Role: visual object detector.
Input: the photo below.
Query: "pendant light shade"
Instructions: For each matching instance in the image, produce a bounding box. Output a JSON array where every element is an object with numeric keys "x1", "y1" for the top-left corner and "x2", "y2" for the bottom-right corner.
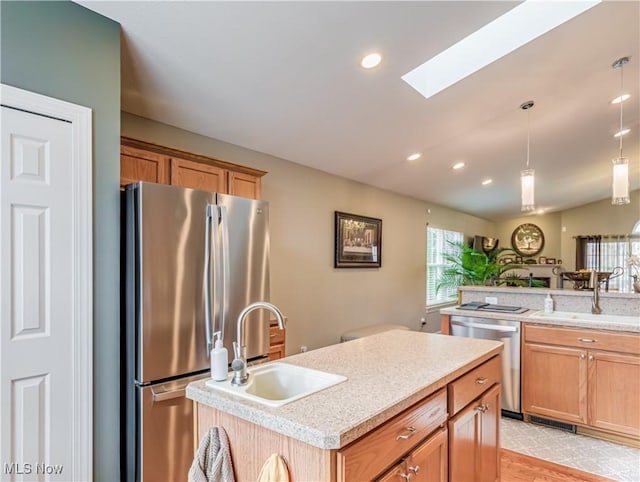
[
  {"x1": 611, "y1": 57, "x2": 630, "y2": 205},
  {"x1": 521, "y1": 168, "x2": 535, "y2": 211},
  {"x1": 612, "y1": 157, "x2": 630, "y2": 204},
  {"x1": 520, "y1": 101, "x2": 535, "y2": 212}
]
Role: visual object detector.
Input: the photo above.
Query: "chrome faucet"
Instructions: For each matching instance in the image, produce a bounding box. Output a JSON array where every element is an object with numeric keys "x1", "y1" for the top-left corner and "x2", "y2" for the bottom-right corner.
[
  {"x1": 590, "y1": 270, "x2": 602, "y2": 315},
  {"x1": 231, "y1": 301, "x2": 286, "y2": 386}
]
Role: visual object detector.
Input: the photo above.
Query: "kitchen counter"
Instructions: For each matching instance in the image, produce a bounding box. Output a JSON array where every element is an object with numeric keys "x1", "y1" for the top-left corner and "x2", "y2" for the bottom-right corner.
[
  {"x1": 440, "y1": 306, "x2": 640, "y2": 332},
  {"x1": 187, "y1": 329, "x2": 502, "y2": 449}
]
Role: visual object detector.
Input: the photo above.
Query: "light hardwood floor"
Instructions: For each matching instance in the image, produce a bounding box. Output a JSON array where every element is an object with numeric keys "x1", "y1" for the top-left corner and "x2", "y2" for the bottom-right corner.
[{"x1": 501, "y1": 449, "x2": 616, "y2": 482}]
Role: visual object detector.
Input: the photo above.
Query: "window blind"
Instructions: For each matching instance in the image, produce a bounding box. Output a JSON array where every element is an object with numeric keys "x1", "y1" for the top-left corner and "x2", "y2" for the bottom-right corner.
[{"x1": 427, "y1": 227, "x2": 463, "y2": 305}]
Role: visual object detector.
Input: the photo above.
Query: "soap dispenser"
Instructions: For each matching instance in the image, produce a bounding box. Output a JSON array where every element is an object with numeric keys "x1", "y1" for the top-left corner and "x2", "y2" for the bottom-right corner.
[
  {"x1": 210, "y1": 331, "x2": 229, "y2": 382},
  {"x1": 544, "y1": 294, "x2": 554, "y2": 314}
]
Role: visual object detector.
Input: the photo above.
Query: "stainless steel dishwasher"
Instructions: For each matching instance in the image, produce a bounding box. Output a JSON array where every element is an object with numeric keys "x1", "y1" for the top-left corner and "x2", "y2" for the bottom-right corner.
[{"x1": 450, "y1": 315, "x2": 522, "y2": 418}]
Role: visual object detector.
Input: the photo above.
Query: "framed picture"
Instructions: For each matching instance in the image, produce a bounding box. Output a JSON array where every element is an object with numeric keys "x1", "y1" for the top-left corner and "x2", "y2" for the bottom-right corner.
[
  {"x1": 334, "y1": 211, "x2": 382, "y2": 268},
  {"x1": 515, "y1": 256, "x2": 523, "y2": 264},
  {"x1": 503, "y1": 257, "x2": 514, "y2": 264},
  {"x1": 558, "y1": 259, "x2": 563, "y2": 265},
  {"x1": 511, "y1": 223, "x2": 545, "y2": 257},
  {"x1": 546, "y1": 258, "x2": 556, "y2": 264},
  {"x1": 538, "y1": 256, "x2": 547, "y2": 264}
]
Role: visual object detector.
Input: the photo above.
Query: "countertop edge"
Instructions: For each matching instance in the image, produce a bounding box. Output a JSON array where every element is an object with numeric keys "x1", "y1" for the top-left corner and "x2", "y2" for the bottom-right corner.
[{"x1": 440, "y1": 307, "x2": 640, "y2": 333}]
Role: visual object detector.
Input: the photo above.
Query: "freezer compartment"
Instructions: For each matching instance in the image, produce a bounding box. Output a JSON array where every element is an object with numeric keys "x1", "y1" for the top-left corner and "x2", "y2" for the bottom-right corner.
[
  {"x1": 450, "y1": 315, "x2": 521, "y2": 416},
  {"x1": 137, "y1": 373, "x2": 208, "y2": 482}
]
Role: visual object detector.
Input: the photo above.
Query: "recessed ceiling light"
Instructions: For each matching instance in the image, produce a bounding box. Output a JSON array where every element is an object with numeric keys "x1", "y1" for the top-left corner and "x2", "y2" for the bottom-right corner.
[
  {"x1": 614, "y1": 128, "x2": 630, "y2": 138},
  {"x1": 481, "y1": 179, "x2": 493, "y2": 186},
  {"x1": 361, "y1": 53, "x2": 382, "y2": 69},
  {"x1": 452, "y1": 162, "x2": 466, "y2": 170},
  {"x1": 611, "y1": 94, "x2": 631, "y2": 104},
  {"x1": 406, "y1": 153, "x2": 422, "y2": 161},
  {"x1": 401, "y1": 0, "x2": 600, "y2": 99}
]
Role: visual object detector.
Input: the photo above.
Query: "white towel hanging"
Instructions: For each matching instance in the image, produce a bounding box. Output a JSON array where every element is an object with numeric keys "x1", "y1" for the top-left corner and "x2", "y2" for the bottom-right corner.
[{"x1": 188, "y1": 427, "x2": 235, "y2": 482}]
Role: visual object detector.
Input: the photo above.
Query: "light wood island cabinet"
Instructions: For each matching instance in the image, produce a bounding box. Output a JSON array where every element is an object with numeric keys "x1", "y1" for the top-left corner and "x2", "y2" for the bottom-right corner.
[
  {"x1": 523, "y1": 323, "x2": 640, "y2": 439},
  {"x1": 192, "y1": 348, "x2": 502, "y2": 482},
  {"x1": 120, "y1": 137, "x2": 266, "y2": 199}
]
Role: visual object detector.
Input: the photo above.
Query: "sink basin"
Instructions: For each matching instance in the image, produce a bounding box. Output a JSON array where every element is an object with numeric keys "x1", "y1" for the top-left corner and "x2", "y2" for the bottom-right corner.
[
  {"x1": 205, "y1": 362, "x2": 347, "y2": 407},
  {"x1": 529, "y1": 310, "x2": 639, "y2": 326}
]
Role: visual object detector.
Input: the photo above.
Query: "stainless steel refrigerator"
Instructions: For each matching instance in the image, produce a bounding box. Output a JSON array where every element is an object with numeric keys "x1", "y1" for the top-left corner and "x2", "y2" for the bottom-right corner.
[{"x1": 121, "y1": 182, "x2": 271, "y2": 481}]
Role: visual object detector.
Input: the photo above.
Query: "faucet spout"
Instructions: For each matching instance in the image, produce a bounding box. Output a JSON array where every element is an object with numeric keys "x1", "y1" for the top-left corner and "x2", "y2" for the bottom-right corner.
[
  {"x1": 231, "y1": 302, "x2": 286, "y2": 386},
  {"x1": 590, "y1": 270, "x2": 602, "y2": 315}
]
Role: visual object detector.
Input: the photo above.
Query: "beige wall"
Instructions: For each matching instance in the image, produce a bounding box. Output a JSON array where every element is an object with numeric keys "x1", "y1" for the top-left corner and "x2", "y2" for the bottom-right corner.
[
  {"x1": 122, "y1": 113, "x2": 494, "y2": 351},
  {"x1": 560, "y1": 191, "x2": 640, "y2": 271}
]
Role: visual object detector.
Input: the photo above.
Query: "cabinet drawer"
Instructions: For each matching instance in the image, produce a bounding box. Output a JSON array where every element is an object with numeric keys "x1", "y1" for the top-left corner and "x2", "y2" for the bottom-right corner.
[
  {"x1": 448, "y1": 355, "x2": 501, "y2": 415},
  {"x1": 269, "y1": 325, "x2": 285, "y2": 345},
  {"x1": 525, "y1": 324, "x2": 640, "y2": 355},
  {"x1": 337, "y1": 388, "x2": 447, "y2": 482}
]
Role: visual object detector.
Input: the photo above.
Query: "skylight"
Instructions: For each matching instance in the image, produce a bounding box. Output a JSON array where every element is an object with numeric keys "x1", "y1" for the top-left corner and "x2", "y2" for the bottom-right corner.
[{"x1": 402, "y1": 0, "x2": 601, "y2": 99}]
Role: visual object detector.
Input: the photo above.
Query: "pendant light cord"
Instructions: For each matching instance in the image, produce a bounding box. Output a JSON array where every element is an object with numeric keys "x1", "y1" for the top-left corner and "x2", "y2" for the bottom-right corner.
[
  {"x1": 526, "y1": 108, "x2": 531, "y2": 169},
  {"x1": 619, "y1": 61, "x2": 624, "y2": 158}
]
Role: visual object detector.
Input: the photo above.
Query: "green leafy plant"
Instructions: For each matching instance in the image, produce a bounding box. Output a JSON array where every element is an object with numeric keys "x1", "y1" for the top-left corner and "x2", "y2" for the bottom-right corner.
[{"x1": 436, "y1": 241, "x2": 543, "y2": 294}]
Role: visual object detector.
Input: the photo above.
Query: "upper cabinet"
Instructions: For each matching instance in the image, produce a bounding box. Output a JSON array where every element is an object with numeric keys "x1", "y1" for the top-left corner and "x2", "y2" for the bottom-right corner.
[{"x1": 120, "y1": 137, "x2": 266, "y2": 199}]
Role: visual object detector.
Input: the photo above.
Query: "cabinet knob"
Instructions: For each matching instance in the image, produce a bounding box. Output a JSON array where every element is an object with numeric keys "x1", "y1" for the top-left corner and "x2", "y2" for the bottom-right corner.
[
  {"x1": 396, "y1": 426, "x2": 417, "y2": 441},
  {"x1": 398, "y1": 472, "x2": 411, "y2": 481},
  {"x1": 475, "y1": 376, "x2": 488, "y2": 385},
  {"x1": 580, "y1": 353, "x2": 586, "y2": 359},
  {"x1": 589, "y1": 355, "x2": 594, "y2": 361},
  {"x1": 578, "y1": 338, "x2": 597, "y2": 343},
  {"x1": 475, "y1": 403, "x2": 488, "y2": 413},
  {"x1": 408, "y1": 465, "x2": 420, "y2": 475}
]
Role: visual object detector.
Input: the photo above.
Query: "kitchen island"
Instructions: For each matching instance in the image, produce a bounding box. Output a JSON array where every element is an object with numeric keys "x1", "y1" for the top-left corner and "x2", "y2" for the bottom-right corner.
[{"x1": 187, "y1": 330, "x2": 503, "y2": 481}]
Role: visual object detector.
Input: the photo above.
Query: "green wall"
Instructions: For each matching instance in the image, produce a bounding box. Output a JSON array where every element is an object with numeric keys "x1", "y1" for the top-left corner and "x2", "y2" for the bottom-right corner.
[{"x1": 1, "y1": 2, "x2": 121, "y2": 480}]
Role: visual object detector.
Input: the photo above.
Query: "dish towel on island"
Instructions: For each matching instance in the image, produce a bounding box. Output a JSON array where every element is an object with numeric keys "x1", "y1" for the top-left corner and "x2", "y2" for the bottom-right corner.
[
  {"x1": 188, "y1": 427, "x2": 235, "y2": 482},
  {"x1": 257, "y1": 454, "x2": 290, "y2": 482}
]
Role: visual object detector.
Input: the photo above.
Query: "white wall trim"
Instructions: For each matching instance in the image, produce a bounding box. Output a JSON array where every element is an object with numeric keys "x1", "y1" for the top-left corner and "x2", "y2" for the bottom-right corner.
[{"x1": 1, "y1": 83, "x2": 93, "y2": 479}]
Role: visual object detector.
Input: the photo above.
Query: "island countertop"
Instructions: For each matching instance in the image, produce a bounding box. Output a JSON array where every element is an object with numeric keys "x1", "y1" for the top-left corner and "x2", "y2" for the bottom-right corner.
[{"x1": 186, "y1": 330, "x2": 502, "y2": 449}]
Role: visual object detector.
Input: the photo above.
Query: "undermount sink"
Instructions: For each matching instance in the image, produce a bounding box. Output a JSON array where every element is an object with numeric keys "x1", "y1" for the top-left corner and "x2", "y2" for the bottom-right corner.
[
  {"x1": 529, "y1": 310, "x2": 639, "y2": 325},
  {"x1": 205, "y1": 362, "x2": 347, "y2": 407}
]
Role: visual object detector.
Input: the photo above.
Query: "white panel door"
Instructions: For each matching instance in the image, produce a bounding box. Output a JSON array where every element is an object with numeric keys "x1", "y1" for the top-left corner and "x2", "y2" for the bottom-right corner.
[{"x1": 1, "y1": 106, "x2": 74, "y2": 481}]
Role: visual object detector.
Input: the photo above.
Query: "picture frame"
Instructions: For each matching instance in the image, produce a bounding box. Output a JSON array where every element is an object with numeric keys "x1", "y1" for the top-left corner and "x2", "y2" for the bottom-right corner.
[
  {"x1": 538, "y1": 256, "x2": 547, "y2": 264},
  {"x1": 503, "y1": 257, "x2": 514, "y2": 264},
  {"x1": 515, "y1": 256, "x2": 523, "y2": 264},
  {"x1": 334, "y1": 211, "x2": 382, "y2": 268},
  {"x1": 546, "y1": 258, "x2": 556, "y2": 264},
  {"x1": 511, "y1": 223, "x2": 545, "y2": 257}
]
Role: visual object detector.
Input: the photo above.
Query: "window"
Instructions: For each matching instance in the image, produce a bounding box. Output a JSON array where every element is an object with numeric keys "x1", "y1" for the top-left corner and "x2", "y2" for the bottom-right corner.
[
  {"x1": 427, "y1": 227, "x2": 463, "y2": 305},
  {"x1": 579, "y1": 232, "x2": 640, "y2": 292}
]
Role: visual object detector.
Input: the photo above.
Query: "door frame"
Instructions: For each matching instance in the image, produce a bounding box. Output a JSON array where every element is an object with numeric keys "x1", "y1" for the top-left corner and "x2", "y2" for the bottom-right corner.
[{"x1": 1, "y1": 84, "x2": 93, "y2": 479}]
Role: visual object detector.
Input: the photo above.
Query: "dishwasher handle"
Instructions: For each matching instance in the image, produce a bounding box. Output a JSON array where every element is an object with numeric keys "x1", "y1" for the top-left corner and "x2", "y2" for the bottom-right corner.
[{"x1": 451, "y1": 319, "x2": 518, "y2": 333}]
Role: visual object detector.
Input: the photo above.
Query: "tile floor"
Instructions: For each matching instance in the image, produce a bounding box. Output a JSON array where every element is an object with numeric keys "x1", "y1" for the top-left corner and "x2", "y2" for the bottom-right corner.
[{"x1": 501, "y1": 417, "x2": 640, "y2": 482}]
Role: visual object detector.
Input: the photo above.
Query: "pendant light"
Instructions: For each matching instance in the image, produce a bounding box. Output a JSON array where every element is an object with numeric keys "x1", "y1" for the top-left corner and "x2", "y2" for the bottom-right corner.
[
  {"x1": 520, "y1": 100, "x2": 535, "y2": 212},
  {"x1": 611, "y1": 57, "x2": 630, "y2": 205}
]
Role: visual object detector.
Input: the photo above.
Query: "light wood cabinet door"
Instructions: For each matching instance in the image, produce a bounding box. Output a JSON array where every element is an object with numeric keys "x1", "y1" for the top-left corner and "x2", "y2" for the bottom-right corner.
[
  {"x1": 522, "y1": 342, "x2": 587, "y2": 425},
  {"x1": 378, "y1": 427, "x2": 447, "y2": 482},
  {"x1": 448, "y1": 384, "x2": 500, "y2": 482},
  {"x1": 228, "y1": 171, "x2": 261, "y2": 200},
  {"x1": 170, "y1": 157, "x2": 227, "y2": 193},
  {"x1": 120, "y1": 145, "x2": 169, "y2": 188},
  {"x1": 588, "y1": 350, "x2": 640, "y2": 438}
]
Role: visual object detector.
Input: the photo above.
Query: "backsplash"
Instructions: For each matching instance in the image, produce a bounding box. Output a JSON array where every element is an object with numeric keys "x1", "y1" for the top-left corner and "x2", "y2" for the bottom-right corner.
[{"x1": 459, "y1": 286, "x2": 640, "y2": 317}]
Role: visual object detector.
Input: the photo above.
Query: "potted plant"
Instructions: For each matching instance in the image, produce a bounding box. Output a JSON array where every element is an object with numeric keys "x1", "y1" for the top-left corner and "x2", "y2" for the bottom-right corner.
[{"x1": 436, "y1": 241, "x2": 543, "y2": 294}]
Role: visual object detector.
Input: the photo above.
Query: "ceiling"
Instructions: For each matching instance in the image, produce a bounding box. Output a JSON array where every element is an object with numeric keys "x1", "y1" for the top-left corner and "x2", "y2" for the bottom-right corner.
[{"x1": 80, "y1": 1, "x2": 640, "y2": 221}]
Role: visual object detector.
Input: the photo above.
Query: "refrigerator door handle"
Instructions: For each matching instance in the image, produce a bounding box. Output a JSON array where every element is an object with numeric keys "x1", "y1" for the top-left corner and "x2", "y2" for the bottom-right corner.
[
  {"x1": 204, "y1": 204, "x2": 215, "y2": 355},
  {"x1": 219, "y1": 205, "x2": 230, "y2": 341},
  {"x1": 151, "y1": 386, "x2": 186, "y2": 403}
]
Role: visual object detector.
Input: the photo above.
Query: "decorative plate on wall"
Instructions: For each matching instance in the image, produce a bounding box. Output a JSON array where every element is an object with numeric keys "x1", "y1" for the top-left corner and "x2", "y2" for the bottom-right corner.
[{"x1": 511, "y1": 223, "x2": 545, "y2": 257}]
